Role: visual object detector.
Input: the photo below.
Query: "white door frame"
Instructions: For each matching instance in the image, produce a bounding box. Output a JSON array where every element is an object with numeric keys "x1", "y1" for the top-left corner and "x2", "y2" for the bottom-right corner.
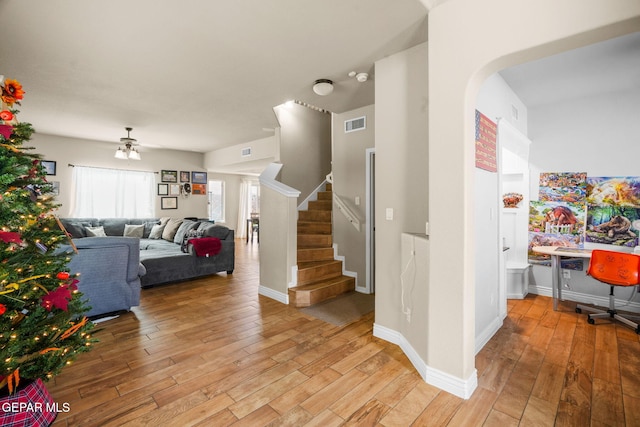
[{"x1": 365, "y1": 148, "x2": 376, "y2": 294}]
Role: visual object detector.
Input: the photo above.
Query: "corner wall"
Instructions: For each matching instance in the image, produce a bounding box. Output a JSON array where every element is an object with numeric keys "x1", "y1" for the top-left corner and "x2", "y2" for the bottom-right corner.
[
  {"x1": 273, "y1": 103, "x2": 332, "y2": 202},
  {"x1": 331, "y1": 105, "x2": 375, "y2": 289},
  {"x1": 374, "y1": 42, "x2": 429, "y2": 355},
  {"x1": 428, "y1": 0, "x2": 640, "y2": 393}
]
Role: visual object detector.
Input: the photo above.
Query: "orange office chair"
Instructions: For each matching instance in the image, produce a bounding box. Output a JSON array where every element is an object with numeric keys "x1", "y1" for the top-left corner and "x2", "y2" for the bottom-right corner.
[{"x1": 575, "y1": 249, "x2": 640, "y2": 334}]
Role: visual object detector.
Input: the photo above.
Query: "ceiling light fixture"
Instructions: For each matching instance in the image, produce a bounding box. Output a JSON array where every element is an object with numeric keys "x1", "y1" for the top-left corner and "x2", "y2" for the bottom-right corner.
[
  {"x1": 312, "y1": 79, "x2": 334, "y2": 96},
  {"x1": 115, "y1": 127, "x2": 141, "y2": 160}
]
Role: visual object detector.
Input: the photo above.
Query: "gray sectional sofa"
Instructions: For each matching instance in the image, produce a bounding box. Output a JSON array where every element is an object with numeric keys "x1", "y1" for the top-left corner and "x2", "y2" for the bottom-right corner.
[{"x1": 57, "y1": 217, "x2": 235, "y2": 317}]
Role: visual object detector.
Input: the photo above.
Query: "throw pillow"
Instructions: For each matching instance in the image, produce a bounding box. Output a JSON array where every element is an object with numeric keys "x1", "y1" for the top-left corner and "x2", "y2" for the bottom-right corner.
[
  {"x1": 181, "y1": 228, "x2": 204, "y2": 253},
  {"x1": 85, "y1": 226, "x2": 107, "y2": 237},
  {"x1": 173, "y1": 220, "x2": 199, "y2": 244},
  {"x1": 64, "y1": 222, "x2": 87, "y2": 238},
  {"x1": 123, "y1": 224, "x2": 145, "y2": 238},
  {"x1": 148, "y1": 224, "x2": 165, "y2": 239},
  {"x1": 161, "y1": 218, "x2": 183, "y2": 241}
]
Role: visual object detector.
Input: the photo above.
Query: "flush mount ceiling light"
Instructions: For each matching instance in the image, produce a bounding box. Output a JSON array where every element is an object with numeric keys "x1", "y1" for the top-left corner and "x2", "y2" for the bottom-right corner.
[
  {"x1": 312, "y1": 79, "x2": 334, "y2": 96},
  {"x1": 114, "y1": 127, "x2": 141, "y2": 160}
]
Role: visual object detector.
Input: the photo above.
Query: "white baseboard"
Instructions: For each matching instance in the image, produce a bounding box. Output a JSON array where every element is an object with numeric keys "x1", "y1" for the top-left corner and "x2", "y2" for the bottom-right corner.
[
  {"x1": 475, "y1": 316, "x2": 502, "y2": 355},
  {"x1": 528, "y1": 285, "x2": 640, "y2": 314},
  {"x1": 373, "y1": 323, "x2": 477, "y2": 400},
  {"x1": 258, "y1": 285, "x2": 288, "y2": 305},
  {"x1": 333, "y1": 244, "x2": 358, "y2": 287}
]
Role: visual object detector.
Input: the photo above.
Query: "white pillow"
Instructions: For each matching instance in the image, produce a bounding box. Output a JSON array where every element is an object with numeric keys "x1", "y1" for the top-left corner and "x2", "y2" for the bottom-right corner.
[
  {"x1": 124, "y1": 224, "x2": 144, "y2": 238},
  {"x1": 148, "y1": 224, "x2": 165, "y2": 239},
  {"x1": 85, "y1": 226, "x2": 107, "y2": 237}
]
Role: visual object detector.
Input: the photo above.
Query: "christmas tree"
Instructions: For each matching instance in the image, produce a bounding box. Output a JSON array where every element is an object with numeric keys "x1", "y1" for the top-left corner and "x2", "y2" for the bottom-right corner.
[{"x1": 0, "y1": 75, "x2": 96, "y2": 395}]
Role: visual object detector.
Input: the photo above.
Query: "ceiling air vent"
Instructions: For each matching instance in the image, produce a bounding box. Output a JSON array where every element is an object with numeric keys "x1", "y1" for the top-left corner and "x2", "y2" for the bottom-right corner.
[
  {"x1": 241, "y1": 147, "x2": 252, "y2": 157},
  {"x1": 344, "y1": 116, "x2": 366, "y2": 133}
]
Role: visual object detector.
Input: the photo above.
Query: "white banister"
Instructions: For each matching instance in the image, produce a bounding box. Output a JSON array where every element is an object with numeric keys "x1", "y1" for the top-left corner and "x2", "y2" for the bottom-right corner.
[{"x1": 333, "y1": 193, "x2": 361, "y2": 232}]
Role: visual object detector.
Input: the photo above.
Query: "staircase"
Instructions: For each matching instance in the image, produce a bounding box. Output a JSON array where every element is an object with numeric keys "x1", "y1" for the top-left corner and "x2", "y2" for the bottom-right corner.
[{"x1": 288, "y1": 183, "x2": 355, "y2": 307}]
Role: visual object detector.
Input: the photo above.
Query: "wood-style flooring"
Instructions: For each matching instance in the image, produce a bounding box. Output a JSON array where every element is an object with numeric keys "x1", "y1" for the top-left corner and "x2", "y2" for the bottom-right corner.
[{"x1": 48, "y1": 241, "x2": 640, "y2": 426}]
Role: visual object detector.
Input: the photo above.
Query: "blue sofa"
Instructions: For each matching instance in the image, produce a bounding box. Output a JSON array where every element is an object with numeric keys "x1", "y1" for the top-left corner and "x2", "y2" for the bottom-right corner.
[
  {"x1": 58, "y1": 217, "x2": 235, "y2": 317},
  {"x1": 58, "y1": 236, "x2": 144, "y2": 317}
]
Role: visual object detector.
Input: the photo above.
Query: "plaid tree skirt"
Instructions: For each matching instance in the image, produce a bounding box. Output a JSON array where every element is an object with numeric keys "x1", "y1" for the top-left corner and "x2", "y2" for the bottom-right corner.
[{"x1": 0, "y1": 379, "x2": 57, "y2": 427}]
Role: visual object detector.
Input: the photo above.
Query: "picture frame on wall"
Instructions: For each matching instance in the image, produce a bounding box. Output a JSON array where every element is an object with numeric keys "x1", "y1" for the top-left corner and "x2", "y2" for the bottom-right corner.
[
  {"x1": 192, "y1": 184, "x2": 206, "y2": 195},
  {"x1": 161, "y1": 170, "x2": 178, "y2": 183},
  {"x1": 169, "y1": 184, "x2": 181, "y2": 196},
  {"x1": 180, "y1": 171, "x2": 190, "y2": 182},
  {"x1": 192, "y1": 171, "x2": 207, "y2": 184},
  {"x1": 157, "y1": 183, "x2": 169, "y2": 196},
  {"x1": 41, "y1": 160, "x2": 56, "y2": 176},
  {"x1": 161, "y1": 197, "x2": 178, "y2": 210}
]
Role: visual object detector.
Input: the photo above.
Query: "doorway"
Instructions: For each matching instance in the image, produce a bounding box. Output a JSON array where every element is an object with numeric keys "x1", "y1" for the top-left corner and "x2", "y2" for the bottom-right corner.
[{"x1": 365, "y1": 148, "x2": 376, "y2": 294}]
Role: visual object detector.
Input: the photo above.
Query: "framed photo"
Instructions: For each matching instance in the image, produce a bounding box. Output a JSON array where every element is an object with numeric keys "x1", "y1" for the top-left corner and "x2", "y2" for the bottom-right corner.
[
  {"x1": 192, "y1": 171, "x2": 207, "y2": 184},
  {"x1": 161, "y1": 170, "x2": 178, "y2": 183},
  {"x1": 41, "y1": 160, "x2": 56, "y2": 175},
  {"x1": 169, "y1": 184, "x2": 181, "y2": 196},
  {"x1": 180, "y1": 171, "x2": 190, "y2": 182},
  {"x1": 192, "y1": 184, "x2": 207, "y2": 195},
  {"x1": 157, "y1": 183, "x2": 169, "y2": 196},
  {"x1": 161, "y1": 197, "x2": 178, "y2": 210}
]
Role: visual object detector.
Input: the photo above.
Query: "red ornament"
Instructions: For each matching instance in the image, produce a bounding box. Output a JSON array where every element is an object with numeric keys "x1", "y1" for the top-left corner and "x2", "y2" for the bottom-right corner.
[
  {"x1": 0, "y1": 303, "x2": 6, "y2": 315},
  {"x1": 0, "y1": 231, "x2": 22, "y2": 244},
  {"x1": 40, "y1": 283, "x2": 77, "y2": 312},
  {"x1": 56, "y1": 272, "x2": 70, "y2": 280}
]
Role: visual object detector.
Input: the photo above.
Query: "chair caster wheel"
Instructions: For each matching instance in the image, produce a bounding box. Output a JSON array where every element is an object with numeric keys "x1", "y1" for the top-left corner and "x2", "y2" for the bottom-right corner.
[
  {"x1": 575, "y1": 308, "x2": 582, "y2": 314},
  {"x1": 588, "y1": 317, "x2": 595, "y2": 324}
]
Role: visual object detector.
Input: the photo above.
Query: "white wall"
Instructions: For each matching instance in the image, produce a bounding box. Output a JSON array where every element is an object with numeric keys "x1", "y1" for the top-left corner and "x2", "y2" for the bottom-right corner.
[
  {"x1": 332, "y1": 105, "x2": 375, "y2": 290},
  {"x1": 374, "y1": 42, "x2": 429, "y2": 359},
  {"x1": 204, "y1": 135, "x2": 277, "y2": 175},
  {"x1": 474, "y1": 73, "x2": 528, "y2": 351},
  {"x1": 427, "y1": 0, "x2": 639, "y2": 397},
  {"x1": 528, "y1": 87, "x2": 640, "y2": 310},
  {"x1": 274, "y1": 102, "x2": 332, "y2": 202}
]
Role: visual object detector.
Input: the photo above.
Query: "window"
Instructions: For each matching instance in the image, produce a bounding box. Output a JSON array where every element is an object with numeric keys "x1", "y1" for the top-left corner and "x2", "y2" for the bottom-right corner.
[
  {"x1": 208, "y1": 179, "x2": 225, "y2": 222},
  {"x1": 249, "y1": 181, "x2": 260, "y2": 216},
  {"x1": 70, "y1": 166, "x2": 155, "y2": 218}
]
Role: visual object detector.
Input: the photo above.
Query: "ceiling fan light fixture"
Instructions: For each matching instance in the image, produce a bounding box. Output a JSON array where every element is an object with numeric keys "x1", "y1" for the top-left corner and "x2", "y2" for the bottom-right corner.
[
  {"x1": 312, "y1": 79, "x2": 333, "y2": 96},
  {"x1": 115, "y1": 127, "x2": 141, "y2": 160}
]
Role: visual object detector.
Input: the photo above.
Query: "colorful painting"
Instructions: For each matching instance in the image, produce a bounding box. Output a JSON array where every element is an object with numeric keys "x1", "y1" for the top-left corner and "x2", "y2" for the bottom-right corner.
[
  {"x1": 529, "y1": 201, "x2": 586, "y2": 236},
  {"x1": 527, "y1": 231, "x2": 583, "y2": 269},
  {"x1": 586, "y1": 177, "x2": 640, "y2": 207},
  {"x1": 585, "y1": 204, "x2": 640, "y2": 247},
  {"x1": 539, "y1": 172, "x2": 587, "y2": 203},
  {"x1": 474, "y1": 110, "x2": 497, "y2": 172}
]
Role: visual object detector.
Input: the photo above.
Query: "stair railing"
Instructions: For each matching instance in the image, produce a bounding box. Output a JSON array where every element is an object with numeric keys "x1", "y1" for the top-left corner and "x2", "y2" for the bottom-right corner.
[{"x1": 333, "y1": 193, "x2": 361, "y2": 232}]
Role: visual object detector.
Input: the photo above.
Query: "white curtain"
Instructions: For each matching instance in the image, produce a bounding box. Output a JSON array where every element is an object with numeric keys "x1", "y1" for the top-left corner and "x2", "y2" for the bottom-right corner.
[
  {"x1": 236, "y1": 179, "x2": 250, "y2": 239},
  {"x1": 70, "y1": 166, "x2": 155, "y2": 218}
]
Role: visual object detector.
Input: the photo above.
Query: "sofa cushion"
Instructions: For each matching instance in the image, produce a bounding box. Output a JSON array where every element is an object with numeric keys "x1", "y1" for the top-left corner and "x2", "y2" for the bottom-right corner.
[
  {"x1": 99, "y1": 218, "x2": 130, "y2": 236},
  {"x1": 64, "y1": 222, "x2": 88, "y2": 238},
  {"x1": 162, "y1": 218, "x2": 183, "y2": 241},
  {"x1": 85, "y1": 226, "x2": 107, "y2": 237},
  {"x1": 124, "y1": 224, "x2": 145, "y2": 238},
  {"x1": 148, "y1": 223, "x2": 165, "y2": 239},
  {"x1": 198, "y1": 222, "x2": 230, "y2": 239},
  {"x1": 143, "y1": 221, "x2": 159, "y2": 238},
  {"x1": 173, "y1": 220, "x2": 199, "y2": 244}
]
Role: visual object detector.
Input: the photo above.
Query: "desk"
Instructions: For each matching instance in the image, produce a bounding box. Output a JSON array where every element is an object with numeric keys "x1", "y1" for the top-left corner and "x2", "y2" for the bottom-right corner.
[{"x1": 532, "y1": 246, "x2": 593, "y2": 311}]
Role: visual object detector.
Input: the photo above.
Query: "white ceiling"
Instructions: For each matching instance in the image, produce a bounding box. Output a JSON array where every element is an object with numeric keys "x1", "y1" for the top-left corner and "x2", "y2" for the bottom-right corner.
[
  {"x1": 0, "y1": 0, "x2": 428, "y2": 153},
  {"x1": 1, "y1": 1, "x2": 637, "y2": 157},
  {"x1": 499, "y1": 31, "x2": 640, "y2": 109}
]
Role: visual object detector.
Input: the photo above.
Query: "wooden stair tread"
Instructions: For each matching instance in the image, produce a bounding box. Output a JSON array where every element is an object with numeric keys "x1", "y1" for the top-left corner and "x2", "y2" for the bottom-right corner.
[{"x1": 289, "y1": 275, "x2": 354, "y2": 292}]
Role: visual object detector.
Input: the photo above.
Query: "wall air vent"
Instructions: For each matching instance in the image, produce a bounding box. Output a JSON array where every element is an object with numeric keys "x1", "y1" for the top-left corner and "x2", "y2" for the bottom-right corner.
[
  {"x1": 241, "y1": 147, "x2": 252, "y2": 157},
  {"x1": 345, "y1": 116, "x2": 366, "y2": 133}
]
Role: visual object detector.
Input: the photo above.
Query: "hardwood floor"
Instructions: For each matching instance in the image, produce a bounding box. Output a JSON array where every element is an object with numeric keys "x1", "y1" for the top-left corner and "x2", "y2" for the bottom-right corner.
[{"x1": 48, "y1": 241, "x2": 640, "y2": 426}]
